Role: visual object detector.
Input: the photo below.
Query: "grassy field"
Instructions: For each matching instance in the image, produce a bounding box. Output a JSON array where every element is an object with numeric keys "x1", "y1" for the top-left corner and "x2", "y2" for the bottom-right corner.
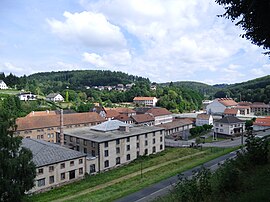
[
  {"x1": 27, "y1": 147, "x2": 237, "y2": 202},
  {"x1": 0, "y1": 89, "x2": 21, "y2": 95}
]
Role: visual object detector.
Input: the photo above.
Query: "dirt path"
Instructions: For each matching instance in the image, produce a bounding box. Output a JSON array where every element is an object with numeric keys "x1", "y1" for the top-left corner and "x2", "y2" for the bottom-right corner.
[{"x1": 52, "y1": 151, "x2": 206, "y2": 202}]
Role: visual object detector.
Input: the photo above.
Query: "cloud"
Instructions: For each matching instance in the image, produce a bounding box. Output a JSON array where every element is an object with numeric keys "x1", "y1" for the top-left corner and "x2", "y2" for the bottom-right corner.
[
  {"x1": 2, "y1": 62, "x2": 25, "y2": 74},
  {"x1": 47, "y1": 11, "x2": 126, "y2": 48}
]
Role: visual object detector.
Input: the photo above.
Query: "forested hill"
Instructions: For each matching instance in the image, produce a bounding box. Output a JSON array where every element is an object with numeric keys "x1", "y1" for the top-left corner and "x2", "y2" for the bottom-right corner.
[
  {"x1": 28, "y1": 70, "x2": 150, "y2": 87},
  {"x1": 161, "y1": 81, "x2": 218, "y2": 97}
]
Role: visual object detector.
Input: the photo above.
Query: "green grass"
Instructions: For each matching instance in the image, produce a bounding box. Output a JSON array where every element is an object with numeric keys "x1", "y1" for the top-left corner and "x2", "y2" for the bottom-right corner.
[
  {"x1": 27, "y1": 147, "x2": 236, "y2": 202},
  {"x1": 0, "y1": 89, "x2": 21, "y2": 95}
]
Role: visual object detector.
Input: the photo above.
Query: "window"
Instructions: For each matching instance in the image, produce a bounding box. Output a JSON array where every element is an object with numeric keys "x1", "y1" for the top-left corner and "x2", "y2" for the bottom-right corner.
[
  {"x1": 136, "y1": 136, "x2": 139, "y2": 141},
  {"x1": 61, "y1": 173, "x2": 65, "y2": 180},
  {"x1": 136, "y1": 142, "x2": 139, "y2": 148},
  {"x1": 70, "y1": 161, "x2": 74, "y2": 166},
  {"x1": 160, "y1": 136, "x2": 163, "y2": 142},
  {"x1": 160, "y1": 131, "x2": 163, "y2": 135},
  {"x1": 137, "y1": 151, "x2": 139, "y2": 157},
  {"x1": 76, "y1": 146, "x2": 80, "y2": 151},
  {"x1": 70, "y1": 136, "x2": 73, "y2": 142},
  {"x1": 104, "y1": 142, "x2": 108, "y2": 147},
  {"x1": 69, "y1": 170, "x2": 75, "y2": 180},
  {"x1": 145, "y1": 134, "x2": 148, "y2": 138},
  {"x1": 153, "y1": 146, "x2": 156, "y2": 153},
  {"x1": 116, "y1": 157, "x2": 121, "y2": 165},
  {"x1": 79, "y1": 159, "x2": 83, "y2": 164},
  {"x1": 49, "y1": 166, "x2": 54, "y2": 172},
  {"x1": 37, "y1": 135, "x2": 40, "y2": 139},
  {"x1": 104, "y1": 160, "x2": 109, "y2": 168},
  {"x1": 79, "y1": 168, "x2": 83, "y2": 175},
  {"x1": 116, "y1": 139, "x2": 120, "y2": 145},
  {"x1": 90, "y1": 164, "x2": 96, "y2": 173},
  {"x1": 41, "y1": 135, "x2": 44, "y2": 139},
  {"x1": 153, "y1": 132, "x2": 155, "y2": 137},
  {"x1": 153, "y1": 138, "x2": 155, "y2": 144},
  {"x1": 160, "y1": 144, "x2": 163, "y2": 150},
  {"x1": 220, "y1": 129, "x2": 223, "y2": 132},
  {"x1": 37, "y1": 178, "x2": 45, "y2": 187},
  {"x1": 60, "y1": 163, "x2": 65, "y2": 169},
  {"x1": 91, "y1": 142, "x2": 95, "y2": 147},
  {"x1": 105, "y1": 150, "x2": 109, "y2": 157},
  {"x1": 84, "y1": 148, "x2": 87, "y2": 154},
  {"x1": 83, "y1": 140, "x2": 87, "y2": 146},
  {"x1": 127, "y1": 145, "x2": 130, "y2": 151},
  {"x1": 38, "y1": 168, "x2": 43, "y2": 175},
  {"x1": 91, "y1": 150, "x2": 95, "y2": 156},
  {"x1": 145, "y1": 140, "x2": 148, "y2": 146},
  {"x1": 116, "y1": 147, "x2": 120, "y2": 154},
  {"x1": 127, "y1": 154, "x2": 131, "y2": 161},
  {"x1": 126, "y1": 137, "x2": 130, "y2": 142},
  {"x1": 49, "y1": 176, "x2": 54, "y2": 184},
  {"x1": 47, "y1": 134, "x2": 50, "y2": 138},
  {"x1": 144, "y1": 149, "x2": 148, "y2": 155},
  {"x1": 76, "y1": 138, "x2": 79, "y2": 144}
]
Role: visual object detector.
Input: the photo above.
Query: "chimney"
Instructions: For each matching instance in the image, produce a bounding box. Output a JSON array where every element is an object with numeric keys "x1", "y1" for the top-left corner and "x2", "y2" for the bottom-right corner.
[{"x1": 60, "y1": 109, "x2": 64, "y2": 146}]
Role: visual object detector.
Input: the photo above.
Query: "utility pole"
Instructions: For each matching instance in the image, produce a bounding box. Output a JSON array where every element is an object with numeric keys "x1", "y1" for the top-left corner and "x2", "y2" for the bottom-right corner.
[{"x1": 241, "y1": 125, "x2": 244, "y2": 147}]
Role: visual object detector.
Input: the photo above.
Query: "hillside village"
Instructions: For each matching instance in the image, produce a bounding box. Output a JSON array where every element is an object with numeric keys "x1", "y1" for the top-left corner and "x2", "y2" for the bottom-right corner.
[{"x1": 0, "y1": 78, "x2": 269, "y2": 194}]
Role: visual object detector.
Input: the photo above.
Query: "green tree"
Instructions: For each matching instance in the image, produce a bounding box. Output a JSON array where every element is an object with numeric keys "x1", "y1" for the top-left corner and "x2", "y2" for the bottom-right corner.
[
  {"x1": 0, "y1": 98, "x2": 36, "y2": 201},
  {"x1": 216, "y1": 0, "x2": 270, "y2": 55}
]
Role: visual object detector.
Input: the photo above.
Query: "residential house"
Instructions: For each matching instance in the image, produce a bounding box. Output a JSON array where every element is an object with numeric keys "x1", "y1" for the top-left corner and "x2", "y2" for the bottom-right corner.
[
  {"x1": 0, "y1": 80, "x2": 8, "y2": 89},
  {"x1": 250, "y1": 102, "x2": 270, "y2": 115},
  {"x1": 103, "y1": 108, "x2": 120, "y2": 120},
  {"x1": 146, "y1": 107, "x2": 173, "y2": 125},
  {"x1": 133, "y1": 97, "x2": 158, "y2": 107},
  {"x1": 253, "y1": 117, "x2": 270, "y2": 131},
  {"x1": 206, "y1": 98, "x2": 238, "y2": 115},
  {"x1": 114, "y1": 107, "x2": 136, "y2": 117},
  {"x1": 125, "y1": 83, "x2": 135, "y2": 89},
  {"x1": 214, "y1": 116, "x2": 245, "y2": 136},
  {"x1": 235, "y1": 105, "x2": 251, "y2": 116},
  {"x1": 131, "y1": 114, "x2": 155, "y2": 126},
  {"x1": 196, "y1": 114, "x2": 213, "y2": 126},
  {"x1": 157, "y1": 119, "x2": 193, "y2": 139},
  {"x1": 46, "y1": 93, "x2": 64, "y2": 102},
  {"x1": 22, "y1": 138, "x2": 86, "y2": 193},
  {"x1": 15, "y1": 112, "x2": 105, "y2": 142},
  {"x1": 115, "y1": 114, "x2": 134, "y2": 124},
  {"x1": 18, "y1": 92, "x2": 37, "y2": 101},
  {"x1": 58, "y1": 120, "x2": 165, "y2": 173},
  {"x1": 223, "y1": 108, "x2": 240, "y2": 117},
  {"x1": 116, "y1": 84, "x2": 125, "y2": 91}
]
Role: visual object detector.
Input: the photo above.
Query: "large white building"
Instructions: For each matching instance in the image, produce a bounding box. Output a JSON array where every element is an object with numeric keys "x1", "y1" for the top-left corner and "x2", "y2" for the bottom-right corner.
[
  {"x1": 58, "y1": 120, "x2": 165, "y2": 173},
  {"x1": 0, "y1": 80, "x2": 8, "y2": 89},
  {"x1": 18, "y1": 92, "x2": 37, "y2": 101},
  {"x1": 196, "y1": 114, "x2": 213, "y2": 126},
  {"x1": 133, "y1": 97, "x2": 158, "y2": 107},
  {"x1": 46, "y1": 93, "x2": 64, "y2": 102},
  {"x1": 206, "y1": 98, "x2": 238, "y2": 115},
  {"x1": 214, "y1": 116, "x2": 245, "y2": 136}
]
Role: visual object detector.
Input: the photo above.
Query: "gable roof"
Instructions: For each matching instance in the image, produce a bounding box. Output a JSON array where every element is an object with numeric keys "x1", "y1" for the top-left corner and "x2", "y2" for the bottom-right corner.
[
  {"x1": 217, "y1": 98, "x2": 238, "y2": 107},
  {"x1": 104, "y1": 109, "x2": 120, "y2": 118},
  {"x1": 254, "y1": 117, "x2": 270, "y2": 127},
  {"x1": 250, "y1": 102, "x2": 270, "y2": 108},
  {"x1": 224, "y1": 108, "x2": 239, "y2": 115},
  {"x1": 133, "y1": 97, "x2": 156, "y2": 101},
  {"x1": 114, "y1": 107, "x2": 136, "y2": 114},
  {"x1": 156, "y1": 119, "x2": 193, "y2": 130},
  {"x1": 146, "y1": 107, "x2": 172, "y2": 117},
  {"x1": 90, "y1": 120, "x2": 131, "y2": 132},
  {"x1": 22, "y1": 138, "x2": 86, "y2": 167},
  {"x1": 46, "y1": 93, "x2": 62, "y2": 98},
  {"x1": 215, "y1": 116, "x2": 244, "y2": 124},
  {"x1": 115, "y1": 114, "x2": 133, "y2": 122},
  {"x1": 132, "y1": 114, "x2": 154, "y2": 123},
  {"x1": 134, "y1": 107, "x2": 152, "y2": 114},
  {"x1": 16, "y1": 112, "x2": 105, "y2": 131},
  {"x1": 197, "y1": 114, "x2": 211, "y2": 120}
]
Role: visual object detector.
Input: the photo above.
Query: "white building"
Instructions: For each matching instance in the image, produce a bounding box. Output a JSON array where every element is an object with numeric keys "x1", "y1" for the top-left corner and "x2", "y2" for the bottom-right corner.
[
  {"x1": 206, "y1": 98, "x2": 238, "y2": 115},
  {"x1": 0, "y1": 80, "x2": 8, "y2": 89},
  {"x1": 146, "y1": 107, "x2": 173, "y2": 125},
  {"x1": 196, "y1": 114, "x2": 213, "y2": 126},
  {"x1": 46, "y1": 93, "x2": 64, "y2": 102},
  {"x1": 22, "y1": 138, "x2": 86, "y2": 193},
  {"x1": 133, "y1": 97, "x2": 158, "y2": 107},
  {"x1": 18, "y1": 92, "x2": 37, "y2": 101},
  {"x1": 214, "y1": 116, "x2": 245, "y2": 136}
]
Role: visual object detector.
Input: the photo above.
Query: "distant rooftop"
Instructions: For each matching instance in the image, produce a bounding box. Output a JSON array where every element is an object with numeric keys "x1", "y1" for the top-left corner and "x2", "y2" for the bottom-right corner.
[
  {"x1": 90, "y1": 120, "x2": 131, "y2": 132},
  {"x1": 22, "y1": 138, "x2": 86, "y2": 167}
]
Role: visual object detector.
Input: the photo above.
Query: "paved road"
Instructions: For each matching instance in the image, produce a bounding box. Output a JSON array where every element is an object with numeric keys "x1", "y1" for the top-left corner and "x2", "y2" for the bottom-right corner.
[{"x1": 115, "y1": 150, "x2": 238, "y2": 202}]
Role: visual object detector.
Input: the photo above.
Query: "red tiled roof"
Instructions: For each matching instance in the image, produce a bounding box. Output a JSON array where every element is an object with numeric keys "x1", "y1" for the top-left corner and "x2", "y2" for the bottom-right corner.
[
  {"x1": 146, "y1": 108, "x2": 172, "y2": 117},
  {"x1": 16, "y1": 112, "x2": 105, "y2": 131},
  {"x1": 26, "y1": 111, "x2": 57, "y2": 117},
  {"x1": 217, "y1": 98, "x2": 238, "y2": 107},
  {"x1": 197, "y1": 114, "x2": 211, "y2": 120},
  {"x1": 115, "y1": 114, "x2": 133, "y2": 122},
  {"x1": 114, "y1": 107, "x2": 136, "y2": 114},
  {"x1": 238, "y1": 101, "x2": 252, "y2": 106},
  {"x1": 156, "y1": 119, "x2": 193, "y2": 130},
  {"x1": 254, "y1": 117, "x2": 270, "y2": 127},
  {"x1": 235, "y1": 106, "x2": 250, "y2": 109},
  {"x1": 133, "y1": 97, "x2": 156, "y2": 101},
  {"x1": 224, "y1": 108, "x2": 239, "y2": 115},
  {"x1": 131, "y1": 114, "x2": 154, "y2": 123},
  {"x1": 105, "y1": 109, "x2": 120, "y2": 118}
]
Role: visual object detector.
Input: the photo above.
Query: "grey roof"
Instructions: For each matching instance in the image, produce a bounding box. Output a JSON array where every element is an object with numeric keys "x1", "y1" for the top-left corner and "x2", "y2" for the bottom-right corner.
[
  {"x1": 90, "y1": 120, "x2": 131, "y2": 132},
  {"x1": 215, "y1": 116, "x2": 244, "y2": 124},
  {"x1": 63, "y1": 125, "x2": 164, "y2": 143},
  {"x1": 46, "y1": 93, "x2": 62, "y2": 98},
  {"x1": 22, "y1": 138, "x2": 86, "y2": 167}
]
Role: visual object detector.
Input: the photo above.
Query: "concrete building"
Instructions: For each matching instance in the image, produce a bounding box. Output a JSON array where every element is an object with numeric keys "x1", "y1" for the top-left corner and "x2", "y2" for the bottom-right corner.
[
  {"x1": 18, "y1": 92, "x2": 37, "y2": 101},
  {"x1": 223, "y1": 108, "x2": 240, "y2": 117},
  {"x1": 250, "y1": 102, "x2": 270, "y2": 115},
  {"x1": 0, "y1": 80, "x2": 8, "y2": 89},
  {"x1": 57, "y1": 120, "x2": 165, "y2": 173},
  {"x1": 46, "y1": 93, "x2": 64, "y2": 102},
  {"x1": 133, "y1": 97, "x2": 158, "y2": 107},
  {"x1": 146, "y1": 107, "x2": 173, "y2": 125},
  {"x1": 206, "y1": 98, "x2": 238, "y2": 115},
  {"x1": 131, "y1": 114, "x2": 155, "y2": 126},
  {"x1": 196, "y1": 114, "x2": 213, "y2": 126},
  {"x1": 22, "y1": 138, "x2": 86, "y2": 193},
  {"x1": 214, "y1": 116, "x2": 245, "y2": 137},
  {"x1": 15, "y1": 112, "x2": 105, "y2": 142}
]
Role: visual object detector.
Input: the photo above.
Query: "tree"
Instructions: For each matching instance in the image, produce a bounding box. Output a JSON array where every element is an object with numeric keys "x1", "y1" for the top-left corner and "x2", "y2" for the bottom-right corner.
[
  {"x1": 216, "y1": 0, "x2": 270, "y2": 55},
  {"x1": 0, "y1": 98, "x2": 36, "y2": 201}
]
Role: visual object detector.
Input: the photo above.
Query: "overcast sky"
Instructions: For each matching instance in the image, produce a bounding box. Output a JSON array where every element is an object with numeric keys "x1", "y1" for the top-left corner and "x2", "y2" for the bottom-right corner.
[{"x1": 1, "y1": 0, "x2": 270, "y2": 84}]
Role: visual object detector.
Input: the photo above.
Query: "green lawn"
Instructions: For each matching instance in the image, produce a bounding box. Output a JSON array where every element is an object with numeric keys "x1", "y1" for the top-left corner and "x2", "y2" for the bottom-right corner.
[
  {"x1": 27, "y1": 147, "x2": 236, "y2": 202},
  {"x1": 0, "y1": 89, "x2": 21, "y2": 95}
]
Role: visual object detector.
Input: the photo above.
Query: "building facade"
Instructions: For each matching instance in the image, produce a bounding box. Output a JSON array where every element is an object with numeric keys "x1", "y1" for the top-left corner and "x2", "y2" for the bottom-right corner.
[
  {"x1": 18, "y1": 92, "x2": 37, "y2": 101},
  {"x1": 196, "y1": 114, "x2": 213, "y2": 126},
  {"x1": 0, "y1": 80, "x2": 8, "y2": 89},
  {"x1": 133, "y1": 97, "x2": 158, "y2": 107},
  {"x1": 206, "y1": 98, "x2": 238, "y2": 115},
  {"x1": 46, "y1": 93, "x2": 64, "y2": 102},
  {"x1": 146, "y1": 108, "x2": 173, "y2": 125},
  {"x1": 214, "y1": 116, "x2": 245, "y2": 136}
]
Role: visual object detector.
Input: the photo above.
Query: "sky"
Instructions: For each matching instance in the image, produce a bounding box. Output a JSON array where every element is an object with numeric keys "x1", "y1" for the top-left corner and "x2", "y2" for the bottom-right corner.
[{"x1": 0, "y1": 0, "x2": 270, "y2": 85}]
